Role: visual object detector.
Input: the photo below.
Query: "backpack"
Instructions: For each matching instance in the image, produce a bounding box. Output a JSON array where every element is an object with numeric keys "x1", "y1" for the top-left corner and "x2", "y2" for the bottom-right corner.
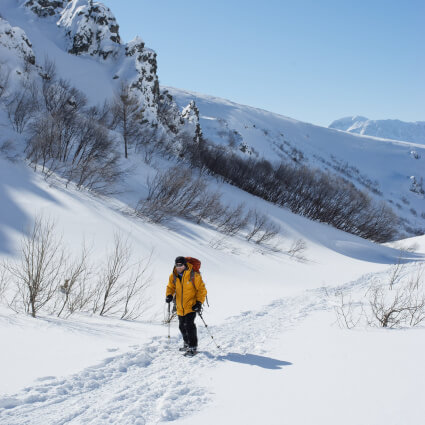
[{"x1": 185, "y1": 257, "x2": 201, "y2": 273}]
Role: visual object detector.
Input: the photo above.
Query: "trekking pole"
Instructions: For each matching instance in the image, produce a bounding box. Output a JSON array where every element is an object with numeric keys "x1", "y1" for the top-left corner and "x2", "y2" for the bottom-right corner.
[
  {"x1": 167, "y1": 302, "x2": 171, "y2": 339},
  {"x1": 198, "y1": 311, "x2": 221, "y2": 349}
]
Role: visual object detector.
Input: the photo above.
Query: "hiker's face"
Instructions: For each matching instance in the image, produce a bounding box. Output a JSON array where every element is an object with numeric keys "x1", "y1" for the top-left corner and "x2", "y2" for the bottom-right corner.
[{"x1": 175, "y1": 263, "x2": 185, "y2": 273}]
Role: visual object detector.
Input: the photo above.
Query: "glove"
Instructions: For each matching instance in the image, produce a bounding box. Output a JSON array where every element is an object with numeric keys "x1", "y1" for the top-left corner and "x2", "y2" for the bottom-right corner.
[
  {"x1": 165, "y1": 294, "x2": 173, "y2": 303},
  {"x1": 192, "y1": 301, "x2": 202, "y2": 312}
]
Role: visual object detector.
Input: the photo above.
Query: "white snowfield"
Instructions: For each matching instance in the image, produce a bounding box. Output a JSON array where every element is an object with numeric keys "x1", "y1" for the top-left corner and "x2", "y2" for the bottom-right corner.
[
  {"x1": 0, "y1": 1, "x2": 424, "y2": 424},
  {"x1": 1, "y1": 269, "x2": 424, "y2": 425},
  {"x1": 0, "y1": 152, "x2": 424, "y2": 425}
]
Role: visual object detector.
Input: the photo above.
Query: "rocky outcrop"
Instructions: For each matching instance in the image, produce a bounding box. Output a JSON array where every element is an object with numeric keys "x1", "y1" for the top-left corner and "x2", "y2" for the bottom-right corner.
[
  {"x1": 24, "y1": 0, "x2": 70, "y2": 18},
  {"x1": 21, "y1": 0, "x2": 196, "y2": 135},
  {"x1": 0, "y1": 16, "x2": 35, "y2": 64},
  {"x1": 125, "y1": 37, "x2": 159, "y2": 109},
  {"x1": 181, "y1": 101, "x2": 203, "y2": 144},
  {"x1": 58, "y1": 0, "x2": 121, "y2": 59}
]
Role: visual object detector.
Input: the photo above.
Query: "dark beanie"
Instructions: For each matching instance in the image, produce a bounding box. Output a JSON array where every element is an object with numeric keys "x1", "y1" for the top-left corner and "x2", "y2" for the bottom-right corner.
[{"x1": 175, "y1": 256, "x2": 187, "y2": 265}]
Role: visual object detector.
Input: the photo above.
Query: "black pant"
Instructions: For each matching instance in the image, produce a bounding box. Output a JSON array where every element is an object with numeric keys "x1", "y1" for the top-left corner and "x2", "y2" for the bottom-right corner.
[{"x1": 178, "y1": 312, "x2": 197, "y2": 348}]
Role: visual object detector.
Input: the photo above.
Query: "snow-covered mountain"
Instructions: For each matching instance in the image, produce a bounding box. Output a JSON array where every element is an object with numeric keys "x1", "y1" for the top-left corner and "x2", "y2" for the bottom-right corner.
[
  {"x1": 1, "y1": 0, "x2": 425, "y2": 238},
  {"x1": 0, "y1": 2, "x2": 425, "y2": 424},
  {"x1": 329, "y1": 115, "x2": 425, "y2": 145},
  {"x1": 167, "y1": 87, "x2": 425, "y2": 237}
]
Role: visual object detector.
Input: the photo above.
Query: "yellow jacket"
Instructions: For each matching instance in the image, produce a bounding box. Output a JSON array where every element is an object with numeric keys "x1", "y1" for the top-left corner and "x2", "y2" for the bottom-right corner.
[{"x1": 166, "y1": 263, "x2": 207, "y2": 316}]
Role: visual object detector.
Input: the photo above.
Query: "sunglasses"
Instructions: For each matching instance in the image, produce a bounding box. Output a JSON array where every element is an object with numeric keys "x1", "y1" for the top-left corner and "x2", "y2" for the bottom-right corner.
[{"x1": 175, "y1": 263, "x2": 185, "y2": 267}]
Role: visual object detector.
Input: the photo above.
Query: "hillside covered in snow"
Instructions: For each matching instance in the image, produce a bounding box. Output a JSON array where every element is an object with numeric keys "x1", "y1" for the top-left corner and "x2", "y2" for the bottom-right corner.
[
  {"x1": 329, "y1": 115, "x2": 425, "y2": 145},
  {"x1": 0, "y1": 1, "x2": 424, "y2": 425}
]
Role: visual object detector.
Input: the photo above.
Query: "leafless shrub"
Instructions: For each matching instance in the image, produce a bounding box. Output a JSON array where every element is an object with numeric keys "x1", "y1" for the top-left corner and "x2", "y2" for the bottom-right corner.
[
  {"x1": 26, "y1": 81, "x2": 122, "y2": 193},
  {"x1": 195, "y1": 143, "x2": 398, "y2": 242},
  {"x1": 0, "y1": 61, "x2": 11, "y2": 100},
  {"x1": 121, "y1": 252, "x2": 152, "y2": 320},
  {"x1": 0, "y1": 140, "x2": 19, "y2": 162},
  {"x1": 5, "y1": 217, "x2": 65, "y2": 317},
  {"x1": 137, "y1": 167, "x2": 206, "y2": 223},
  {"x1": 367, "y1": 266, "x2": 425, "y2": 328},
  {"x1": 334, "y1": 291, "x2": 363, "y2": 329},
  {"x1": 387, "y1": 258, "x2": 405, "y2": 290},
  {"x1": 6, "y1": 80, "x2": 39, "y2": 133},
  {"x1": 40, "y1": 56, "x2": 57, "y2": 82},
  {"x1": 0, "y1": 267, "x2": 9, "y2": 303},
  {"x1": 55, "y1": 245, "x2": 93, "y2": 318},
  {"x1": 193, "y1": 190, "x2": 223, "y2": 224},
  {"x1": 287, "y1": 238, "x2": 307, "y2": 260},
  {"x1": 245, "y1": 209, "x2": 280, "y2": 244},
  {"x1": 92, "y1": 234, "x2": 151, "y2": 319},
  {"x1": 216, "y1": 203, "x2": 249, "y2": 236},
  {"x1": 208, "y1": 236, "x2": 231, "y2": 250}
]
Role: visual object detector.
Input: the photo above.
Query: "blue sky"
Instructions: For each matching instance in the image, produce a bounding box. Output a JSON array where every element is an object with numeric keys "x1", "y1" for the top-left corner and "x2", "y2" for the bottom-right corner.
[{"x1": 101, "y1": 0, "x2": 424, "y2": 127}]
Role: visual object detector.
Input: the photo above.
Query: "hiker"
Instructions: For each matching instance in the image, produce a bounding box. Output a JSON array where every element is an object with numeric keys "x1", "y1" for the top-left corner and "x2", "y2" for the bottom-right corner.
[{"x1": 165, "y1": 256, "x2": 207, "y2": 356}]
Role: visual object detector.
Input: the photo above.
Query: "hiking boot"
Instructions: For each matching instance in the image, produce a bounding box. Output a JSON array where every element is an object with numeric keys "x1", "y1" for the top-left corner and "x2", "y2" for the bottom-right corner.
[
  {"x1": 179, "y1": 344, "x2": 189, "y2": 352},
  {"x1": 184, "y1": 347, "x2": 197, "y2": 357}
]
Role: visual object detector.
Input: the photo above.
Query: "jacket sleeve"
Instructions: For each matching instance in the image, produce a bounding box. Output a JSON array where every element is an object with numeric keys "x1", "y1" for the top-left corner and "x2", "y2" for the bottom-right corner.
[
  {"x1": 166, "y1": 273, "x2": 176, "y2": 297},
  {"x1": 194, "y1": 273, "x2": 207, "y2": 303}
]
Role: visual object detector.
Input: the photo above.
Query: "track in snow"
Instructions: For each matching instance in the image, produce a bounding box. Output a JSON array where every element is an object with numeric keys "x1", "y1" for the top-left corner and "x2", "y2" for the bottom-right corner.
[{"x1": 0, "y1": 285, "x2": 343, "y2": 425}]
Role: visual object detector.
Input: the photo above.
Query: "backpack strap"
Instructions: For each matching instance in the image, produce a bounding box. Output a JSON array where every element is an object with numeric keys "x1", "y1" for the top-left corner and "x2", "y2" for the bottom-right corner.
[{"x1": 190, "y1": 270, "x2": 196, "y2": 291}]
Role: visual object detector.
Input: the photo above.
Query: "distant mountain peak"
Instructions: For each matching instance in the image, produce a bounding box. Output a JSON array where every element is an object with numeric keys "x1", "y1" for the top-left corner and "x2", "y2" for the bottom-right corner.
[{"x1": 329, "y1": 116, "x2": 425, "y2": 144}]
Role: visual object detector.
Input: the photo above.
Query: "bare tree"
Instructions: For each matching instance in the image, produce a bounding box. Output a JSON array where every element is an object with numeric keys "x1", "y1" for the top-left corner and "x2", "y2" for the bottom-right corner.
[
  {"x1": 6, "y1": 80, "x2": 39, "y2": 133},
  {"x1": 334, "y1": 291, "x2": 363, "y2": 329},
  {"x1": 92, "y1": 234, "x2": 152, "y2": 319},
  {"x1": 245, "y1": 209, "x2": 280, "y2": 244},
  {"x1": 287, "y1": 239, "x2": 307, "y2": 261},
  {"x1": 121, "y1": 251, "x2": 152, "y2": 320},
  {"x1": 93, "y1": 234, "x2": 129, "y2": 316},
  {"x1": 111, "y1": 83, "x2": 144, "y2": 159},
  {"x1": 56, "y1": 245, "x2": 93, "y2": 317},
  {"x1": 216, "y1": 203, "x2": 249, "y2": 236},
  {"x1": 5, "y1": 217, "x2": 65, "y2": 317}
]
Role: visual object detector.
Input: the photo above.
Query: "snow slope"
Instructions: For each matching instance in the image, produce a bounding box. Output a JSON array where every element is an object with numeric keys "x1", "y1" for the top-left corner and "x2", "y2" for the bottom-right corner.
[
  {"x1": 330, "y1": 115, "x2": 425, "y2": 145},
  {"x1": 0, "y1": 1, "x2": 424, "y2": 424},
  {"x1": 1, "y1": 149, "x2": 425, "y2": 424},
  {"x1": 166, "y1": 87, "x2": 425, "y2": 237}
]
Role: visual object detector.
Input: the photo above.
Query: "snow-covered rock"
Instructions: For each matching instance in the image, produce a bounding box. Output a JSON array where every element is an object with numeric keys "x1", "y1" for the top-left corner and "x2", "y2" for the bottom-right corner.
[
  {"x1": 24, "y1": 0, "x2": 70, "y2": 18},
  {"x1": 181, "y1": 100, "x2": 203, "y2": 144},
  {"x1": 329, "y1": 116, "x2": 425, "y2": 145},
  {"x1": 57, "y1": 0, "x2": 121, "y2": 59},
  {"x1": 0, "y1": 16, "x2": 35, "y2": 65},
  {"x1": 409, "y1": 176, "x2": 424, "y2": 196},
  {"x1": 123, "y1": 36, "x2": 159, "y2": 112}
]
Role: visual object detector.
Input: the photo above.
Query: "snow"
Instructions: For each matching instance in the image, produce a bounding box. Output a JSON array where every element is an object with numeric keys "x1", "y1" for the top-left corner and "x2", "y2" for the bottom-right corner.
[
  {"x1": 0, "y1": 1, "x2": 424, "y2": 424},
  {"x1": 330, "y1": 115, "x2": 425, "y2": 145},
  {"x1": 166, "y1": 86, "x2": 425, "y2": 236},
  {"x1": 1, "y1": 146, "x2": 424, "y2": 424}
]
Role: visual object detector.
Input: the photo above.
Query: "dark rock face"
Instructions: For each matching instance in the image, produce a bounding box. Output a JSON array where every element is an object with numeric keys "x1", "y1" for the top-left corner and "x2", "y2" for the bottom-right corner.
[
  {"x1": 58, "y1": 2, "x2": 121, "y2": 59},
  {"x1": 125, "y1": 38, "x2": 160, "y2": 107},
  {"x1": 24, "y1": 0, "x2": 69, "y2": 17}
]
